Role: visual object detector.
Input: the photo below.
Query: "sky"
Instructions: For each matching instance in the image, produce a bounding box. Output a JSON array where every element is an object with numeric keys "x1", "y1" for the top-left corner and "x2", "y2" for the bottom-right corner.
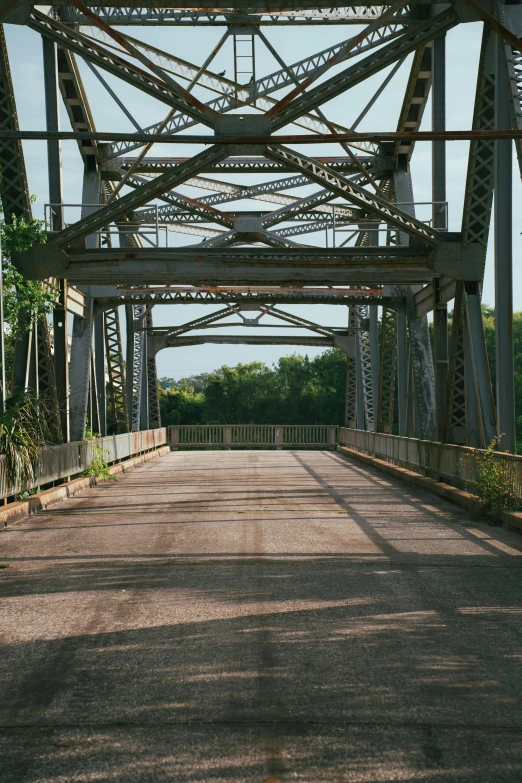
[{"x1": 4, "y1": 9, "x2": 521, "y2": 380}]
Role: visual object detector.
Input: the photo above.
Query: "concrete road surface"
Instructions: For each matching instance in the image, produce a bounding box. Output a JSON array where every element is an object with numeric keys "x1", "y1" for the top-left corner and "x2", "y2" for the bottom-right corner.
[{"x1": 2, "y1": 449, "x2": 522, "y2": 782}]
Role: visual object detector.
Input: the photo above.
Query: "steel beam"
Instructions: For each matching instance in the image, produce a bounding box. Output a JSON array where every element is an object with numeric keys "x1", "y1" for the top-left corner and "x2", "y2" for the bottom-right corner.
[
  {"x1": 71, "y1": 6, "x2": 414, "y2": 27},
  {"x1": 16, "y1": 244, "x2": 445, "y2": 287},
  {"x1": 495, "y1": 28, "x2": 515, "y2": 452},
  {"x1": 268, "y1": 9, "x2": 458, "y2": 130},
  {"x1": 432, "y1": 30, "x2": 448, "y2": 440},
  {"x1": 69, "y1": 291, "x2": 93, "y2": 441},
  {"x1": 104, "y1": 306, "x2": 128, "y2": 433},
  {"x1": 94, "y1": 311, "x2": 106, "y2": 435},
  {"x1": 0, "y1": 25, "x2": 31, "y2": 220},
  {"x1": 49, "y1": 145, "x2": 229, "y2": 247},
  {"x1": 28, "y1": 9, "x2": 216, "y2": 129},
  {"x1": 265, "y1": 145, "x2": 442, "y2": 246}
]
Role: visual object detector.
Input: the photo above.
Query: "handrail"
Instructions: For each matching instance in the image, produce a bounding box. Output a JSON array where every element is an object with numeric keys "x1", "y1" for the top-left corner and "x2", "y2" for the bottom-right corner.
[
  {"x1": 168, "y1": 424, "x2": 338, "y2": 449},
  {"x1": 0, "y1": 428, "x2": 167, "y2": 500},
  {"x1": 339, "y1": 428, "x2": 522, "y2": 501}
]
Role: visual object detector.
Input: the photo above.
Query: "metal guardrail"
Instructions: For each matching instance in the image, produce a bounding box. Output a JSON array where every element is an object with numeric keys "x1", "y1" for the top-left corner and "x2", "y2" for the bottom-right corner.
[
  {"x1": 168, "y1": 424, "x2": 338, "y2": 449},
  {"x1": 339, "y1": 428, "x2": 522, "y2": 502},
  {"x1": 0, "y1": 428, "x2": 167, "y2": 499}
]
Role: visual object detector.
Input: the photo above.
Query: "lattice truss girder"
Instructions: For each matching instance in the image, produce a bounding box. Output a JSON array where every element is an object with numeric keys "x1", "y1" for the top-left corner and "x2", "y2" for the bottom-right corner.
[
  {"x1": 104, "y1": 306, "x2": 128, "y2": 433},
  {"x1": 444, "y1": 25, "x2": 496, "y2": 447},
  {"x1": 25, "y1": 3, "x2": 465, "y2": 257},
  {"x1": 377, "y1": 306, "x2": 397, "y2": 433},
  {"x1": 6, "y1": 0, "x2": 518, "y2": 441}
]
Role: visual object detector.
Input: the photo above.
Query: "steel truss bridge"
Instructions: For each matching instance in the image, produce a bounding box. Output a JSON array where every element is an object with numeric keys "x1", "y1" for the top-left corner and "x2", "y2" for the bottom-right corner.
[{"x1": 0, "y1": 0, "x2": 520, "y2": 449}]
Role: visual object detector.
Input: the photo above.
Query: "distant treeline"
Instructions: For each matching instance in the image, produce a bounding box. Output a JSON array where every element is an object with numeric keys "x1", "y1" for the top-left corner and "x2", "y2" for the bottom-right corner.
[
  {"x1": 159, "y1": 350, "x2": 346, "y2": 426},
  {"x1": 158, "y1": 307, "x2": 522, "y2": 442}
]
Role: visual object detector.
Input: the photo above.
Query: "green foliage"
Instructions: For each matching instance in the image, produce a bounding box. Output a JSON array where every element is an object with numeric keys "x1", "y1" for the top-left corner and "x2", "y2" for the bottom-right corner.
[
  {"x1": 0, "y1": 203, "x2": 52, "y2": 381},
  {"x1": 159, "y1": 349, "x2": 346, "y2": 425},
  {"x1": 83, "y1": 426, "x2": 118, "y2": 482},
  {"x1": 471, "y1": 436, "x2": 519, "y2": 512},
  {"x1": 0, "y1": 390, "x2": 60, "y2": 491},
  {"x1": 1, "y1": 210, "x2": 51, "y2": 335}
]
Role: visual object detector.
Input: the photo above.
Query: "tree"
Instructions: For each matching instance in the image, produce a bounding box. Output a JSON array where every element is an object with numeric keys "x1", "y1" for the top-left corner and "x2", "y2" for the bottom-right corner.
[{"x1": 1, "y1": 201, "x2": 52, "y2": 383}]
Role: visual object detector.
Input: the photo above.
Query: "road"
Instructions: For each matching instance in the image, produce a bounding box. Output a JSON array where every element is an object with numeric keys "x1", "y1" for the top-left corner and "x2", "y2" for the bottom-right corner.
[{"x1": 1, "y1": 449, "x2": 522, "y2": 782}]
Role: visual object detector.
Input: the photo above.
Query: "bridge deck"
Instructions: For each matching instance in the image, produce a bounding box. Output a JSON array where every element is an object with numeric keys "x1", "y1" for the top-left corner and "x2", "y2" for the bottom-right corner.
[{"x1": 2, "y1": 450, "x2": 522, "y2": 781}]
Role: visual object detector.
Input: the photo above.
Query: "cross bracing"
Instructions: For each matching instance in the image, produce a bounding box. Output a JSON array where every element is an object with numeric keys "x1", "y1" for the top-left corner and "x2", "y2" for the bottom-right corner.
[{"x1": 2, "y1": 0, "x2": 520, "y2": 451}]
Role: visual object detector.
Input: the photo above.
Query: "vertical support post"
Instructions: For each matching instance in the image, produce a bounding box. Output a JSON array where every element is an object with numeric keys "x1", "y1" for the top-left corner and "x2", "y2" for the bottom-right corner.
[
  {"x1": 355, "y1": 320, "x2": 365, "y2": 430},
  {"x1": 94, "y1": 311, "x2": 106, "y2": 436},
  {"x1": 495, "y1": 32, "x2": 515, "y2": 452},
  {"x1": 37, "y1": 316, "x2": 62, "y2": 441},
  {"x1": 27, "y1": 323, "x2": 38, "y2": 394},
  {"x1": 69, "y1": 294, "x2": 93, "y2": 442},
  {"x1": 369, "y1": 226, "x2": 379, "y2": 424},
  {"x1": 432, "y1": 32, "x2": 446, "y2": 230},
  {"x1": 11, "y1": 330, "x2": 31, "y2": 394},
  {"x1": 369, "y1": 306, "x2": 379, "y2": 426},
  {"x1": 104, "y1": 307, "x2": 128, "y2": 433},
  {"x1": 464, "y1": 318, "x2": 482, "y2": 448},
  {"x1": 43, "y1": 35, "x2": 68, "y2": 440},
  {"x1": 69, "y1": 164, "x2": 99, "y2": 442},
  {"x1": 434, "y1": 280, "x2": 448, "y2": 440},
  {"x1": 396, "y1": 312, "x2": 408, "y2": 435},
  {"x1": 465, "y1": 284, "x2": 497, "y2": 446},
  {"x1": 142, "y1": 309, "x2": 161, "y2": 430},
  {"x1": 432, "y1": 32, "x2": 448, "y2": 441},
  {"x1": 394, "y1": 163, "x2": 436, "y2": 441},
  {"x1": 125, "y1": 304, "x2": 135, "y2": 420},
  {"x1": 42, "y1": 37, "x2": 63, "y2": 233},
  {"x1": 53, "y1": 282, "x2": 69, "y2": 442},
  {"x1": 344, "y1": 306, "x2": 357, "y2": 427},
  {"x1": 376, "y1": 307, "x2": 397, "y2": 433},
  {"x1": 140, "y1": 328, "x2": 149, "y2": 431},
  {"x1": 90, "y1": 347, "x2": 100, "y2": 434}
]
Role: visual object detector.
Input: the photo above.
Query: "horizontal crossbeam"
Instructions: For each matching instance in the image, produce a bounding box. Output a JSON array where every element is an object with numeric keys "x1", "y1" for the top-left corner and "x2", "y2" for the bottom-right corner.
[
  {"x1": 15, "y1": 245, "x2": 448, "y2": 287},
  {"x1": 4, "y1": 129, "x2": 521, "y2": 143}
]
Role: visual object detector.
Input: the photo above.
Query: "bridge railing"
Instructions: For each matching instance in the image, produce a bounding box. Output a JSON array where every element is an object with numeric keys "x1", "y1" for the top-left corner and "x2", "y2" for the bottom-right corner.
[
  {"x1": 0, "y1": 428, "x2": 167, "y2": 500},
  {"x1": 339, "y1": 428, "x2": 522, "y2": 502},
  {"x1": 168, "y1": 424, "x2": 338, "y2": 450}
]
